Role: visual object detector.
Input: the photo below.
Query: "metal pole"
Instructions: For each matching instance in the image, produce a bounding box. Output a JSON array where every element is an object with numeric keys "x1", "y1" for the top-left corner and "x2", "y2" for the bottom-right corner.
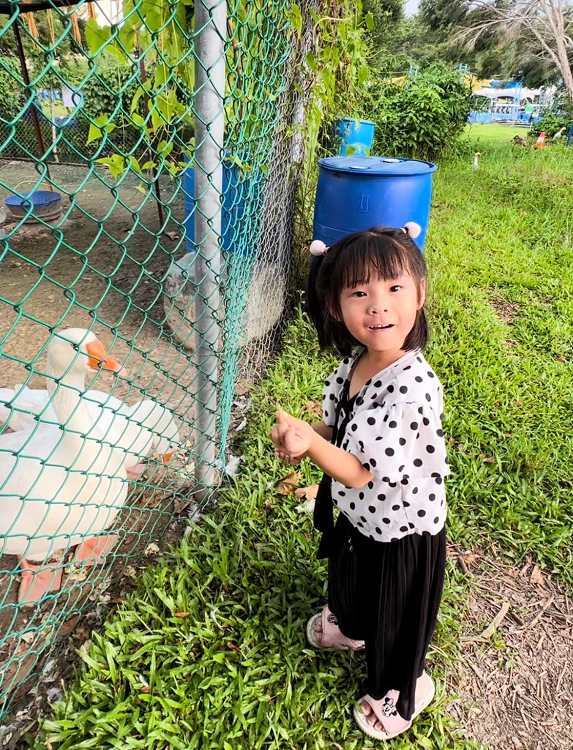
[
  {"x1": 13, "y1": 18, "x2": 53, "y2": 188},
  {"x1": 194, "y1": 0, "x2": 225, "y2": 491}
]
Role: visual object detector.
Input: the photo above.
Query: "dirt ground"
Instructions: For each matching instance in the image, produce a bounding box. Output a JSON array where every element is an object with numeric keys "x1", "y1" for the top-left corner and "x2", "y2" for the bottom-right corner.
[{"x1": 446, "y1": 544, "x2": 573, "y2": 750}]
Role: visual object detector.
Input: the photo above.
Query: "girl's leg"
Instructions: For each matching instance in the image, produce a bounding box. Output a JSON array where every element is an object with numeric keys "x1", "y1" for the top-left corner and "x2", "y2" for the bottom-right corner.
[{"x1": 361, "y1": 528, "x2": 447, "y2": 725}]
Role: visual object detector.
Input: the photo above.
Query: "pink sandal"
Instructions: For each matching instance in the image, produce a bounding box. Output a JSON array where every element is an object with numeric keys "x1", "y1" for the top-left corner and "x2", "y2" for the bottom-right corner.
[
  {"x1": 306, "y1": 606, "x2": 365, "y2": 651},
  {"x1": 353, "y1": 671, "x2": 435, "y2": 740}
]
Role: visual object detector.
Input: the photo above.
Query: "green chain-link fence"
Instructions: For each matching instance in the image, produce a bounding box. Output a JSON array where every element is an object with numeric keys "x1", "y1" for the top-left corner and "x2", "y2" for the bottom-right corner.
[{"x1": 0, "y1": 0, "x2": 316, "y2": 719}]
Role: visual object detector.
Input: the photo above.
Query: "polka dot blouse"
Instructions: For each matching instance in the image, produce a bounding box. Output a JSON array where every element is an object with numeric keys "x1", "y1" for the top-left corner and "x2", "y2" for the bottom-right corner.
[{"x1": 322, "y1": 348, "x2": 449, "y2": 542}]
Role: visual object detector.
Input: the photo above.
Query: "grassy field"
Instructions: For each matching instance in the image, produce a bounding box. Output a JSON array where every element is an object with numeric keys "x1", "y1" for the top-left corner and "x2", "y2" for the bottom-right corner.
[{"x1": 29, "y1": 123, "x2": 573, "y2": 748}]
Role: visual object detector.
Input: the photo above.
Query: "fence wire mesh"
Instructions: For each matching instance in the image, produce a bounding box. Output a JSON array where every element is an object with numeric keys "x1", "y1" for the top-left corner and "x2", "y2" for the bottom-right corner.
[{"x1": 0, "y1": 0, "x2": 315, "y2": 718}]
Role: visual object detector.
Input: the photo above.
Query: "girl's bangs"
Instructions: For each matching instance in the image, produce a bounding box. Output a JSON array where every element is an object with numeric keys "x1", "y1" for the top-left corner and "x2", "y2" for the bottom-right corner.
[{"x1": 338, "y1": 236, "x2": 410, "y2": 290}]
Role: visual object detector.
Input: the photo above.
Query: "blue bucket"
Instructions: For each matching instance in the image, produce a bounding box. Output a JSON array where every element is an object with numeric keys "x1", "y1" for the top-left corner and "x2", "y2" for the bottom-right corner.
[
  {"x1": 183, "y1": 164, "x2": 262, "y2": 256},
  {"x1": 335, "y1": 118, "x2": 376, "y2": 157},
  {"x1": 313, "y1": 156, "x2": 437, "y2": 250},
  {"x1": 4, "y1": 190, "x2": 62, "y2": 221}
]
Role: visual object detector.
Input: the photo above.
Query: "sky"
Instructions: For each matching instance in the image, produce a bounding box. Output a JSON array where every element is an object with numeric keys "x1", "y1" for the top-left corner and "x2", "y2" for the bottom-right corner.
[{"x1": 405, "y1": 0, "x2": 419, "y2": 16}]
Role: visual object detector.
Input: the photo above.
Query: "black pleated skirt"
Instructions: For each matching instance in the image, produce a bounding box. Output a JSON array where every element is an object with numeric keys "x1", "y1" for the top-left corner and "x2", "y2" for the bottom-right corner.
[{"x1": 327, "y1": 513, "x2": 447, "y2": 721}]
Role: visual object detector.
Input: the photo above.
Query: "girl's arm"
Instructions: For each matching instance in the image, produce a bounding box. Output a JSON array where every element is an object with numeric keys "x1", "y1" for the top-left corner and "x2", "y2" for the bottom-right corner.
[
  {"x1": 272, "y1": 411, "x2": 371, "y2": 487},
  {"x1": 312, "y1": 422, "x2": 333, "y2": 441},
  {"x1": 306, "y1": 431, "x2": 373, "y2": 489}
]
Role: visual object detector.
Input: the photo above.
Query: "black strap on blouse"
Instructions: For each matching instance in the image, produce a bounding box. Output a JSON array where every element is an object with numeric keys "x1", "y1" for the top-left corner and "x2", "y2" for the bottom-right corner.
[{"x1": 313, "y1": 379, "x2": 357, "y2": 559}]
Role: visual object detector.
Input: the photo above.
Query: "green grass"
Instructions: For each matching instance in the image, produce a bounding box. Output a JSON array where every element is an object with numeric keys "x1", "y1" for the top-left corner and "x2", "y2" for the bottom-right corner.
[{"x1": 30, "y1": 123, "x2": 573, "y2": 748}]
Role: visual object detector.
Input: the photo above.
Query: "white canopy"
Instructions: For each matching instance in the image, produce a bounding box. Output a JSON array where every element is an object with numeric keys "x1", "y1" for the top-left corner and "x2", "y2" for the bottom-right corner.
[{"x1": 473, "y1": 86, "x2": 541, "y2": 101}]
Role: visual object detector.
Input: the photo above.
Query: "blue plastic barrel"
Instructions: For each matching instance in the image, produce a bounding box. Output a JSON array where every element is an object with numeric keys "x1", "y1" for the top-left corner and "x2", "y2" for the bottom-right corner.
[
  {"x1": 335, "y1": 118, "x2": 375, "y2": 156},
  {"x1": 183, "y1": 165, "x2": 261, "y2": 256},
  {"x1": 313, "y1": 156, "x2": 437, "y2": 250}
]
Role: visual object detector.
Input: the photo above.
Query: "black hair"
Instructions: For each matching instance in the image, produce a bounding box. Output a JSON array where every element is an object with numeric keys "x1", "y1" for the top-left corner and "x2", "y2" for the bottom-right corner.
[{"x1": 306, "y1": 226, "x2": 429, "y2": 356}]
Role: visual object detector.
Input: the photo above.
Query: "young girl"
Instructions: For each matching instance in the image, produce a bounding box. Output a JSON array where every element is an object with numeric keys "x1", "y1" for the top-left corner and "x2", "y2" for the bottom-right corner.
[{"x1": 271, "y1": 224, "x2": 449, "y2": 740}]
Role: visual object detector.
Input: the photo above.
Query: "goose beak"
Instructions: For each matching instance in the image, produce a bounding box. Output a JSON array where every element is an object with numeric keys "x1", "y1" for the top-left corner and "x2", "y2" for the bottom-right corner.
[
  {"x1": 162, "y1": 450, "x2": 174, "y2": 464},
  {"x1": 86, "y1": 340, "x2": 124, "y2": 373}
]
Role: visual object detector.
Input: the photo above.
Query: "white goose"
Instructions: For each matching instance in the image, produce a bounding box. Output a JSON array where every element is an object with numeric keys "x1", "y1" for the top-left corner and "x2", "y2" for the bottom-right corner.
[
  {"x1": 0, "y1": 387, "x2": 180, "y2": 479},
  {"x1": 0, "y1": 329, "x2": 134, "y2": 604}
]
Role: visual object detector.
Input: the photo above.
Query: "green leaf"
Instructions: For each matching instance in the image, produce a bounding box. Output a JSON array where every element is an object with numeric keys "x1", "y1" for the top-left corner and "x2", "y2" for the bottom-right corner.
[{"x1": 288, "y1": 3, "x2": 302, "y2": 37}]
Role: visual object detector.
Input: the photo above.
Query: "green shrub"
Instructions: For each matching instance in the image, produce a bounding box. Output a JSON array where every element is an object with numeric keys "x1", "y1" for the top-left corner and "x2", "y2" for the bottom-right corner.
[
  {"x1": 368, "y1": 64, "x2": 472, "y2": 160},
  {"x1": 529, "y1": 111, "x2": 571, "y2": 138}
]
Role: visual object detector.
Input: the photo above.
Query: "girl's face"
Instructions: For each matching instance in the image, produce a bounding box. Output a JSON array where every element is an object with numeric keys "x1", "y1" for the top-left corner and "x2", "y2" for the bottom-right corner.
[{"x1": 338, "y1": 270, "x2": 425, "y2": 355}]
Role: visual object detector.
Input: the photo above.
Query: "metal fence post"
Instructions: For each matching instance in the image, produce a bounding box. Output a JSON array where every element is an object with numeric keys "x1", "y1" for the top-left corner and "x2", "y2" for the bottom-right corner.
[{"x1": 194, "y1": 0, "x2": 226, "y2": 491}]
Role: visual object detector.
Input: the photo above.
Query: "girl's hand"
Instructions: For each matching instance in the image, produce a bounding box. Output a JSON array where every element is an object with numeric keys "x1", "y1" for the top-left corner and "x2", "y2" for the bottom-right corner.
[{"x1": 271, "y1": 410, "x2": 315, "y2": 462}]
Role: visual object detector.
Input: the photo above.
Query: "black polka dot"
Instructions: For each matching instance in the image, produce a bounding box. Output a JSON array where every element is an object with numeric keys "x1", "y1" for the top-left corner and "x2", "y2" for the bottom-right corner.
[
  {"x1": 440, "y1": 412, "x2": 445, "y2": 420},
  {"x1": 383, "y1": 415, "x2": 389, "y2": 423},
  {"x1": 429, "y1": 493, "x2": 436, "y2": 501},
  {"x1": 423, "y1": 417, "x2": 430, "y2": 426},
  {"x1": 368, "y1": 506, "x2": 376, "y2": 513},
  {"x1": 426, "y1": 445, "x2": 435, "y2": 453},
  {"x1": 360, "y1": 516, "x2": 367, "y2": 523},
  {"x1": 324, "y1": 379, "x2": 331, "y2": 386},
  {"x1": 389, "y1": 481, "x2": 397, "y2": 488},
  {"x1": 416, "y1": 356, "x2": 422, "y2": 362},
  {"x1": 383, "y1": 517, "x2": 391, "y2": 524},
  {"x1": 365, "y1": 379, "x2": 372, "y2": 386},
  {"x1": 382, "y1": 476, "x2": 390, "y2": 483},
  {"x1": 427, "y1": 371, "x2": 435, "y2": 378},
  {"x1": 412, "y1": 487, "x2": 418, "y2": 494},
  {"x1": 399, "y1": 438, "x2": 406, "y2": 446},
  {"x1": 415, "y1": 376, "x2": 423, "y2": 383},
  {"x1": 418, "y1": 407, "x2": 424, "y2": 414},
  {"x1": 359, "y1": 440, "x2": 365, "y2": 453},
  {"x1": 375, "y1": 527, "x2": 382, "y2": 534},
  {"x1": 390, "y1": 537, "x2": 398, "y2": 542},
  {"x1": 375, "y1": 436, "x2": 383, "y2": 441},
  {"x1": 343, "y1": 358, "x2": 349, "y2": 364},
  {"x1": 359, "y1": 491, "x2": 364, "y2": 500},
  {"x1": 410, "y1": 422, "x2": 418, "y2": 430},
  {"x1": 417, "y1": 509, "x2": 426, "y2": 517},
  {"x1": 399, "y1": 386, "x2": 408, "y2": 394},
  {"x1": 401, "y1": 477, "x2": 408, "y2": 485},
  {"x1": 325, "y1": 410, "x2": 329, "y2": 418},
  {"x1": 385, "y1": 448, "x2": 394, "y2": 456},
  {"x1": 436, "y1": 429, "x2": 444, "y2": 437},
  {"x1": 389, "y1": 420, "x2": 397, "y2": 428},
  {"x1": 425, "y1": 393, "x2": 431, "y2": 402},
  {"x1": 377, "y1": 493, "x2": 386, "y2": 501},
  {"x1": 368, "y1": 481, "x2": 374, "y2": 489},
  {"x1": 392, "y1": 504, "x2": 400, "y2": 511},
  {"x1": 367, "y1": 417, "x2": 376, "y2": 426},
  {"x1": 329, "y1": 393, "x2": 335, "y2": 401},
  {"x1": 356, "y1": 397, "x2": 364, "y2": 406},
  {"x1": 370, "y1": 458, "x2": 377, "y2": 468},
  {"x1": 387, "y1": 385, "x2": 394, "y2": 393},
  {"x1": 403, "y1": 500, "x2": 410, "y2": 507},
  {"x1": 339, "y1": 490, "x2": 346, "y2": 496},
  {"x1": 433, "y1": 516, "x2": 439, "y2": 524},
  {"x1": 409, "y1": 522, "x2": 415, "y2": 529},
  {"x1": 351, "y1": 423, "x2": 357, "y2": 431},
  {"x1": 398, "y1": 464, "x2": 405, "y2": 472},
  {"x1": 403, "y1": 365, "x2": 411, "y2": 371},
  {"x1": 435, "y1": 476, "x2": 443, "y2": 484},
  {"x1": 400, "y1": 525, "x2": 408, "y2": 533},
  {"x1": 374, "y1": 380, "x2": 382, "y2": 387},
  {"x1": 349, "y1": 502, "x2": 355, "y2": 510},
  {"x1": 413, "y1": 458, "x2": 423, "y2": 467},
  {"x1": 363, "y1": 461, "x2": 370, "y2": 470},
  {"x1": 336, "y1": 376, "x2": 344, "y2": 384}
]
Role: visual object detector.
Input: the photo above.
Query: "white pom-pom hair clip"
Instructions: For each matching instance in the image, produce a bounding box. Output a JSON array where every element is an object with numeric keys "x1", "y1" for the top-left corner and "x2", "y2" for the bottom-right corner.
[
  {"x1": 309, "y1": 239, "x2": 329, "y2": 256},
  {"x1": 402, "y1": 221, "x2": 422, "y2": 239}
]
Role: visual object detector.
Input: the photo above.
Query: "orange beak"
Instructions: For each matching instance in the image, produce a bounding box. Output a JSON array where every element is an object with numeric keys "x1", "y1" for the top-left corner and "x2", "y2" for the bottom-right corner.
[{"x1": 86, "y1": 340, "x2": 123, "y2": 373}]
